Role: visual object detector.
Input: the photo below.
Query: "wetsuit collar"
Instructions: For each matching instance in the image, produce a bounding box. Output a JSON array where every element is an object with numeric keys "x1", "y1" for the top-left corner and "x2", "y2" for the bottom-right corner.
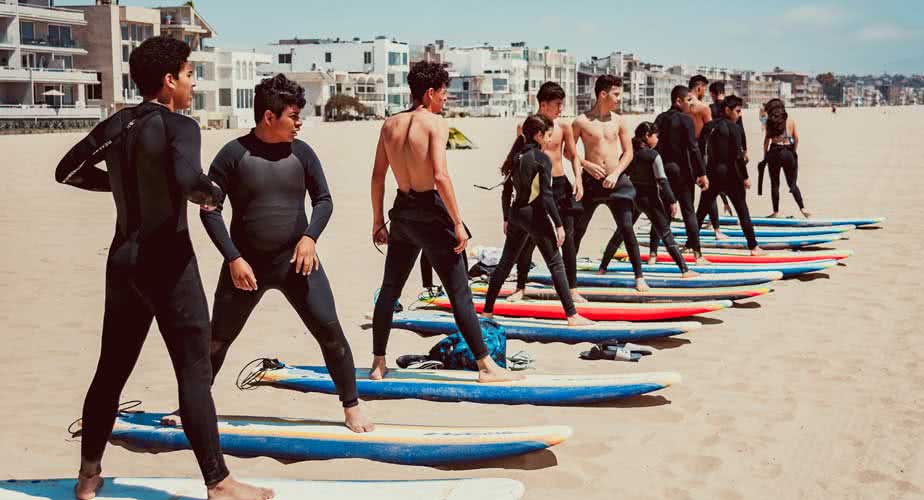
[{"x1": 242, "y1": 129, "x2": 294, "y2": 161}]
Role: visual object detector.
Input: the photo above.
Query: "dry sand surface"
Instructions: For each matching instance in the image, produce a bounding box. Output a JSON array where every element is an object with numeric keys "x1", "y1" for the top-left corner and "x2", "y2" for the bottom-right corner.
[{"x1": 1, "y1": 106, "x2": 922, "y2": 499}]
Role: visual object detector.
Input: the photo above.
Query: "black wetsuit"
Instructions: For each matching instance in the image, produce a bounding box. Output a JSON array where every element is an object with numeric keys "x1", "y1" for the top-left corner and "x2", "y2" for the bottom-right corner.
[
  {"x1": 484, "y1": 143, "x2": 577, "y2": 314},
  {"x1": 765, "y1": 132, "x2": 804, "y2": 213},
  {"x1": 706, "y1": 102, "x2": 743, "y2": 227},
  {"x1": 695, "y1": 118, "x2": 758, "y2": 249},
  {"x1": 653, "y1": 106, "x2": 707, "y2": 253},
  {"x1": 55, "y1": 101, "x2": 228, "y2": 486},
  {"x1": 598, "y1": 148, "x2": 690, "y2": 272},
  {"x1": 200, "y1": 131, "x2": 358, "y2": 407},
  {"x1": 514, "y1": 175, "x2": 579, "y2": 289},
  {"x1": 372, "y1": 189, "x2": 488, "y2": 359}
]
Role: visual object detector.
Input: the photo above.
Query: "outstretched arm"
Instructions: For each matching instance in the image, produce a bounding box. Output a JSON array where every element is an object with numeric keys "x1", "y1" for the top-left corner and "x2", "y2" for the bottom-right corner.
[
  {"x1": 200, "y1": 148, "x2": 241, "y2": 262},
  {"x1": 169, "y1": 118, "x2": 223, "y2": 206}
]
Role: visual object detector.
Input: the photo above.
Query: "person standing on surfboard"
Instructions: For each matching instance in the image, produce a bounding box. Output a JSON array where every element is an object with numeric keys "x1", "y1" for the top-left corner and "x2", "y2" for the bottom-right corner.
[
  {"x1": 370, "y1": 61, "x2": 523, "y2": 383},
  {"x1": 160, "y1": 74, "x2": 374, "y2": 435},
  {"x1": 55, "y1": 36, "x2": 273, "y2": 500},
  {"x1": 572, "y1": 75, "x2": 651, "y2": 291},
  {"x1": 504, "y1": 82, "x2": 587, "y2": 304}
]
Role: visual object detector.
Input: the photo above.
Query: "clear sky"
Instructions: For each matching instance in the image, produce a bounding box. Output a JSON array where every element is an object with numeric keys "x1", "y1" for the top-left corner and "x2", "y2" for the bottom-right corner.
[{"x1": 55, "y1": 0, "x2": 924, "y2": 75}]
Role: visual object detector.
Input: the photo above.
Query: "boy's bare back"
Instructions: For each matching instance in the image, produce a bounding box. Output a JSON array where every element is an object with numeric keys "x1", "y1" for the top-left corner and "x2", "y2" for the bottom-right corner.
[{"x1": 380, "y1": 109, "x2": 449, "y2": 192}]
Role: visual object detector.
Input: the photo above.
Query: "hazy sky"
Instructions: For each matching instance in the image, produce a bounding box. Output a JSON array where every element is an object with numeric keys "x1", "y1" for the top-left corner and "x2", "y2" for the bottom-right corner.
[{"x1": 56, "y1": 0, "x2": 924, "y2": 75}]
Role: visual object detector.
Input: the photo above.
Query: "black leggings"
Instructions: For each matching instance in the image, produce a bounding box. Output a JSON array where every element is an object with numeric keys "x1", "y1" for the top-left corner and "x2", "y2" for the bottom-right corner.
[
  {"x1": 420, "y1": 255, "x2": 435, "y2": 289},
  {"x1": 373, "y1": 217, "x2": 488, "y2": 359},
  {"x1": 767, "y1": 145, "x2": 805, "y2": 212},
  {"x1": 81, "y1": 236, "x2": 228, "y2": 486},
  {"x1": 210, "y1": 252, "x2": 358, "y2": 407},
  {"x1": 515, "y1": 211, "x2": 576, "y2": 290},
  {"x1": 651, "y1": 163, "x2": 701, "y2": 253},
  {"x1": 484, "y1": 205, "x2": 576, "y2": 315},
  {"x1": 573, "y1": 193, "x2": 643, "y2": 278},
  {"x1": 707, "y1": 193, "x2": 732, "y2": 230},
  {"x1": 600, "y1": 187, "x2": 689, "y2": 273},
  {"x1": 695, "y1": 165, "x2": 759, "y2": 249}
]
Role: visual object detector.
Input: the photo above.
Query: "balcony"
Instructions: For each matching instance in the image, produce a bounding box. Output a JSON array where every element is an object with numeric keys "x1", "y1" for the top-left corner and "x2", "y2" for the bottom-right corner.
[
  {"x1": 0, "y1": 66, "x2": 98, "y2": 84},
  {"x1": 356, "y1": 93, "x2": 385, "y2": 102},
  {"x1": 0, "y1": 104, "x2": 102, "y2": 119},
  {"x1": 20, "y1": 37, "x2": 87, "y2": 54},
  {"x1": 6, "y1": 3, "x2": 87, "y2": 25}
]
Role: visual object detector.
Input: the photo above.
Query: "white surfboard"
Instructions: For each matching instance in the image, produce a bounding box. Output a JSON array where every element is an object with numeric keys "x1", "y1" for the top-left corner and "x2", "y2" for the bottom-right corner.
[{"x1": 0, "y1": 477, "x2": 525, "y2": 500}]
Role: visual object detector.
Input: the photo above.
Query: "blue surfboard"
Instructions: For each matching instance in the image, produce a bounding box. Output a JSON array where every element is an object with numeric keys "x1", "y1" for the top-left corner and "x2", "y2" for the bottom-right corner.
[
  {"x1": 669, "y1": 224, "x2": 852, "y2": 238},
  {"x1": 579, "y1": 259, "x2": 838, "y2": 278},
  {"x1": 718, "y1": 215, "x2": 885, "y2": 227},
  {"x1": 528, "y1": 270, "x2": 782, "y2": 288}
]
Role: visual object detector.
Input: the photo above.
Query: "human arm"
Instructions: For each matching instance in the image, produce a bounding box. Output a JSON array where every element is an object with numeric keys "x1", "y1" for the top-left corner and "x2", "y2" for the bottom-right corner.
[
  {"x1": 168, "y1": 117, "x2": 223, "y2": 206},
  {"x1": 572, "y1": 116, "x2": 606, "y2": 179},
  {"x1": 199, "y1": 144, "x2": 242, "y2": 262},
  {"x1": 291, "y1": 143, "x2": 334, "y2": 275},
  {"x1": 371, "y1": 127, "x2": 389, "y2": 245},
  {"x1": 560, "y1": 121, "x2": 584, "y2": 201},
  {"x1": 790, "y1": 119, "x2": 799, "y2": 153},
  {"x1": 54, "y1": 118, "x2": 112, "y2": 191},
  {"x1": 430, "y1": 120, "x2": 469, "y2": 253},
  {"x1": 652, "y1": 153, "x2": 677, "y2": 204},
  {"x1": 683, "y1": 115, "x2": 708, "y2": 189},
  {"x1": 500, "y1": 175, "x2": 513, "y2": 222},
  {"x1": 538, "y1": 154, "x2": 563, "y2": 228}
]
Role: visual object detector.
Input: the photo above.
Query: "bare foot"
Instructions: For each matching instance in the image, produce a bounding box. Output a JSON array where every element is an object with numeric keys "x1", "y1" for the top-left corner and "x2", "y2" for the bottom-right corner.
[
  {"x1": 766, "y1": 212, "x2": 780, "y2": 218},
  {"x1": 344, "y1": 405, "x2": 375, "y2": 433},
  {"x1": 476, "y1": 357, "x2": 525, "y2": 383},
  {"x1": 74, "y1": 473, "x2": 102, "y2": 500},
  {"x1": 635, "y1": 278, "x2": 650, "y2": 292},
  {"x1": 567, "y1": 314, "x2": 594, "y2": 326},
  {"x1": 507, "y1": 289, "x2": 525, "y2": 302},
  {"x1": 713, "y1": 230, "x2": 729, "y2": 240},
  {"x1": 693, "y1": 253, "x2": 709, "y2": 265},
  {"x1": 681, "y1": 270, "x2": 700, "y2": 278},
  {"x1": 571, "y1": 290, "x2": 588, "y2": 303},
  {"x1": 800, "y1": 208, "x2": 813, "y2": 218},
  {"x1": 481, "y1": 312, "x2": 494, "y2": 320},
  {"x1": 750, "y1": 246, "x2": 766, "y2": 256},
  {"x1": 595, "y1": 268, "x2": 607, "y2": 275},
  {"x1": 647, "y1": 255, "x2": 658, "y2": 265},
  {"x1": 160, "y1": 409, "x2": 181, "y2": 427},
  {"x1": 369, "y1": 356, "x2": 388, "y2": 380},
  {"x1": 208, "y1": 476, "x2": 274, "y2": 500}
]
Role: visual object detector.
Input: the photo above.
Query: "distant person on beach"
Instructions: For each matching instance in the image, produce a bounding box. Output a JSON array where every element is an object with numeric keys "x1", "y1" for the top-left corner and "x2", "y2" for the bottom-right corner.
[
  {"x1": 762, "y1": 98, "x2": 812, "y2": 218},
  {"x1": 695, "y1": 95, "x2": 764, "y2": 256},
  {"x1": 572, "y1": 74, "x2": 651, "y2": 291},
  {"x1": 652, "y1": 85, "x2": 710, "y2": 264},
  {"x1": 481, "y1": 114, "x2": 593, "y2": 324},
  {"x1": 506, "y1": 82, "x2": 586, "y2": 303},
  {"x1": 370, "y1": 61, "x2": 522, "y2": 382},
  {"x1": 707, "y1": 81, "x2": 737, "y2": 221},
  {"x1": 158, "y1": 74, "x2": 373, "y2": 434},
  {"x1": 55, "y1": 36, "x2": 272, "y2": 500}
]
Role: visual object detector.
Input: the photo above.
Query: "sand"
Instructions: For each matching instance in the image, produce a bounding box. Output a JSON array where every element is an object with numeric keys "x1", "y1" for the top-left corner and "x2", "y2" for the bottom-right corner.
[{"x1": 0, "y1": 106, "x2": 922, "y2": 499}]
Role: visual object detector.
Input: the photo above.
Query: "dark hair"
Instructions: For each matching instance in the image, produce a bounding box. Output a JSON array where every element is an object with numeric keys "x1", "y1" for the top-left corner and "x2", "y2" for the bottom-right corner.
[
  {"x1": 129, "y1": 36, "x2": 191, "y2": 97},
  {"x1": 723, "y1": 95, "x2": 743, "y2": 110},
  {"x1": 408, "y1": 61, "x2": 450, "y2": 102},
  {"x1": 689, "y1": 75, "x2": 708, "y2": 89},
  {"x1": 594, "y1": 74, "x2": 622, "y2": 98},
  {"x1": 670, "y1": 85, "x2": 689, "y2": 105},
  {"x1": 767, "y1": 107, "x2": 788, "y2": 137},
  {"x1": 764, "y1": 98, "x2": 785, "y2": 112},
  {"x1": 254, "y1": 74, "x2": 306, "y2": 122},
  {"x1": 501, "y1": 114, "x2": 553, "y2": 177},
  {"x1": 708, "y1": 81, "x2": 725, "y2": 95},
  {"x1": 537, "y1": 81, "x2": 566, "y2": 103},
  {"x1": 632, "y1": 121, "x2": 658, "y2": 151}
]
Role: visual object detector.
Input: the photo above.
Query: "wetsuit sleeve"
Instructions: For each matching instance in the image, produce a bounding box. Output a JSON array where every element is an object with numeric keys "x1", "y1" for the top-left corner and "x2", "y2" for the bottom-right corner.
[
  {"x1": 737, "y1": 116, "x2": 747, "y2": 151},
  {"x1": 54, "y1": 118, "x2": 112, "y2": 192},
  {"x1": 731, "y1": 122, "x2": 749, "y2": 180},
  {"x1": 168, "y1": 116, "x2": 223, "y2": 206},
  {"x1": 200, "y1": 143, "x2": 242, "y2": 262},
  {"x1": 295, "y1": 143, "x2": 333, "y2": 242},
  {"x1": 501, "y1": 175, "x2": 513, "y2": 222},
  {"x1": 652, "y1": 153, "x2": 676, "y2": 204},
  {"x1": 539, "y1": 155, "x2": 563, "y2": 227},
  {"x1": 683, "y1": 115, "x2": 707, "y2": 178}
]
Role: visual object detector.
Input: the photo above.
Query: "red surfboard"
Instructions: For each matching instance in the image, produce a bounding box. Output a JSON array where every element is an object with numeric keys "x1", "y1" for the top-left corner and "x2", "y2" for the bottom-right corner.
[{"x1": 430, "y1": 297, "x2": 731, "y2": 321}]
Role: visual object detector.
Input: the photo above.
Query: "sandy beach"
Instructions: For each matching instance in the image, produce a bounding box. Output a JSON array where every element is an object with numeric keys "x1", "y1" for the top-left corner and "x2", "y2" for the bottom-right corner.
[{"x1": 1, "y1": 105, "x2": 922, "y2": 499}]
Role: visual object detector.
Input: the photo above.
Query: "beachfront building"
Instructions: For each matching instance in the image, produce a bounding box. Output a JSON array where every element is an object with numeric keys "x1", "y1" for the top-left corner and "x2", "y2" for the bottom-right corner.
[
  {"x1": 763, "y1": 69, "x2": 826, "y2": 107},
  {"x1": 437, "y1": 44, "x2": 527, "y2": 117},
  {"x1": 217, "y1": 49, "x2": 271, "y2": 128},
  {"x1": 0, "y1": 0, "x2": 102, "y2": 131},
  {"x1": 521, "y1": 42, "x2": 577, "y2": 115},
  {"x1": 577, "y1": 52, "x2": 633, "y2": 113},
  {"x1": 577, "y1": 53, "x2": 690, "y2": 114},
  {"x1": 274, "y1": 69, "x2": 386, "y2": 120},
  {"x1": 264, "y1": 36, "x2": 409, "y2": 115}
]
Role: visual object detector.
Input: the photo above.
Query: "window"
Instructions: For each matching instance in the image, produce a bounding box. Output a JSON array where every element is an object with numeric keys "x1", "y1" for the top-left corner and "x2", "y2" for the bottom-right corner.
[
  {"x1": 388, "y1": 52, "x2": 402, "y2": 66},
  {"x1": 132, "y1": 24, "x2": 142, "y2": 42},
  {"x1": 235, "y1": 62, "x2": 241, "y2": 79},
  {"x1": 336, "y1": 83, "x2": 342, "y2": 94},
  {"x1": 364, "y1": 51, "x2": 372, "y2": 64},
  {"x1": 324, "y1": 52, "x2": 331, "y2": 63},
  {"x1": 184, "y1": 35, "x2": 194, "y2": 49},
  {"x1": 56, "y1": 55, "x2": 73, "y2": 69},
  {"x1": 48, "y1": 25, "x2": 72, "y2": 45},
  {"x1": 248, "y1": 62, "x2": 254, "y2": 79},
  {"x1": 121, "y1": 23, "x2": 129, "y2": 40},
  {"x1": 20, "y1": 22, "x2": 34, "y2": 43},
  {"x1": 387, "y1": 73, "x2": 396, "y2": 87},
  {"x1": 462, "y1": 81, "x2": 469, "y2": 91},
  {"x1": 122, "y1": 45, "x2": 130, "y2": 63},
  {"x1": 278, "y1": 53, "x2": 291, "y2": 64},
  {"x1": 219, "y1": 88, "x2": 231, "y2": 106},
  {"x1": 388, "y1": 94, "x2": 401, "y2": 105},
  {"x1": 402, "y1": 53, "x2": 407, "y2": 65},
  {"x1": 144, "y1": 25, "x2": 153, "y2": 40},
  {"x1": 193, "y1": 92, "x2": 205, "y2": 111},
  {"x1": 195, "y1": 64, "x2": 204, "y2": 79},
  {"x1": 87, "y1": 72, "x2": 103, "y2": 100},
  {"x1": 314, "y1": 105, "x2": 321, "y2": 116},
  {"x1": 493, "y1": 78, "x2": 507, "y2": 91}
]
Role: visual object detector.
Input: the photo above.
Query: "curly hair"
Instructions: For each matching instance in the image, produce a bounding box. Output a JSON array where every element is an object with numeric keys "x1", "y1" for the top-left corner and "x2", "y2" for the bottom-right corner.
[
  {"x1": 254, "y1": 73, "x2": 306, "y2": 122},
  {"x1": 407, "y1": 61, "x2": 450, "y2": 102},
  {"x1": 537, "y1": 81, "x2": 566, "y2": 103},
  {"x1": 632, "y1": 121, "x2": 658, "y2": 151},
  {"x1": 129, "y1": 36, "x2": 191, "y2": 96}
]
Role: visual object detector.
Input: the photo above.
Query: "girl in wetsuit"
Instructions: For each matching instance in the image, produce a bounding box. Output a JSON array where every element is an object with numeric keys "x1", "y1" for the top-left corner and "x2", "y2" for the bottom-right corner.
[
  {"x1": 763, "y1": 100, "x2": 811, "y2": 217},
  {"x1": 597, "y1": 122, "x2": 697, "y2": 277},
  {"x1": 482, "y1": 115, "x2": 592, "y2": 325}
]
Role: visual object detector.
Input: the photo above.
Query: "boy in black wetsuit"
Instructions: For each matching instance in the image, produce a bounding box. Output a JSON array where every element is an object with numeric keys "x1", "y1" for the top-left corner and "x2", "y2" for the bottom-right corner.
[
  {"x1": 55, "y1": 36, "x2": 272, "y2": 500},
  {"x1": 695, "y1": 95, "x2": 764, "y2": 255},
  {"x1": 653, "y1": 85, "x2": 710, "y2": 263},
  {"x1": 183, "y1": 74, "x2": 372, "y2": 433},
  {"x1": 707, "y1": 81, "x2": 738, "y2": 221}
]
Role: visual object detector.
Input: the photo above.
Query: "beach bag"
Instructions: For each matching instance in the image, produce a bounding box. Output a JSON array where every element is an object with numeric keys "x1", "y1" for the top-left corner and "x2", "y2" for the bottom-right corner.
[{"x1": 427, "y1": 318, "x2": 507, "y2": 370}]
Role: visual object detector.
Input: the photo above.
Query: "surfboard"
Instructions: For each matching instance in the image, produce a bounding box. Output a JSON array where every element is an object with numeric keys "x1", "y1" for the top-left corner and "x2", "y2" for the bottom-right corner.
[
  {"x1": 471, "y1": 283, "x2": 771, "y2": 302},
  {"x1": 248, "y1": 361, "x2": 681, "y2": 405},
  {"x1": 607, "y1": 249, "x2": 852, "y2": 264},
  {"x1": 430, "y1": 296, "x2": 731, "y2": 321},
  {"x1": 668, "y1": 224, "x2": 852, "y2": 238},
  {"x1": 718, "y1": 215, "x2": 885, "y2": 227},
  {"x1": 527, "y1": 270, "x2": 782, "y2": 288},
  {"x1": 577, "y1": 259, "x2": 838, "y2": 278},
  {"x1": 108, "y1": 412, "x2": 570, "y2": 466},
  {"x1": 384, "y1": 311, "x2": 701, "y2": 344},
  {"x1": 642, "y1": 234, "x2": 843, "y2": 250},
  {"x1": 0, "y1": 477, "x2": 525, "y2": 500}
]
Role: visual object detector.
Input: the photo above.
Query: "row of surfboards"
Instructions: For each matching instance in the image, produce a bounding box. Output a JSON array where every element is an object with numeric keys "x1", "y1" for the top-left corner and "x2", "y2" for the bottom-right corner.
[{"x1": 4, "y1": 216, "x2": 882, "y2": 499}]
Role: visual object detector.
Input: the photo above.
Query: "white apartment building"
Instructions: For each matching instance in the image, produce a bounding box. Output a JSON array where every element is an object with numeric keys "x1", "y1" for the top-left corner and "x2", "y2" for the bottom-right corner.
[
  {"x1": 521, "y1": 43, "x2": 577, "y2": 115},
  {"x1": 274, "y1": 69, "x2": 387, "y2": 119},
  {"x1": 217, "y1": 49, "x2": 271, "y2": 129},
  {"x1": 0, "y1": 0, "x2": 102, "y2": 129},
  {"x1": 439, "y1": 44, "x2": 528, "y2": 117},
  {"x1": 264, "y1": 36, "x2": 408, "y2": 115}
]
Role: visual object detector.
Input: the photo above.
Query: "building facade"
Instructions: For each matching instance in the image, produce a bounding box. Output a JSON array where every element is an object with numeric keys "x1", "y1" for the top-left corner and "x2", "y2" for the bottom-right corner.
[{"x1": 0, "y1": 0, "x2": 102, "y2": 130}]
